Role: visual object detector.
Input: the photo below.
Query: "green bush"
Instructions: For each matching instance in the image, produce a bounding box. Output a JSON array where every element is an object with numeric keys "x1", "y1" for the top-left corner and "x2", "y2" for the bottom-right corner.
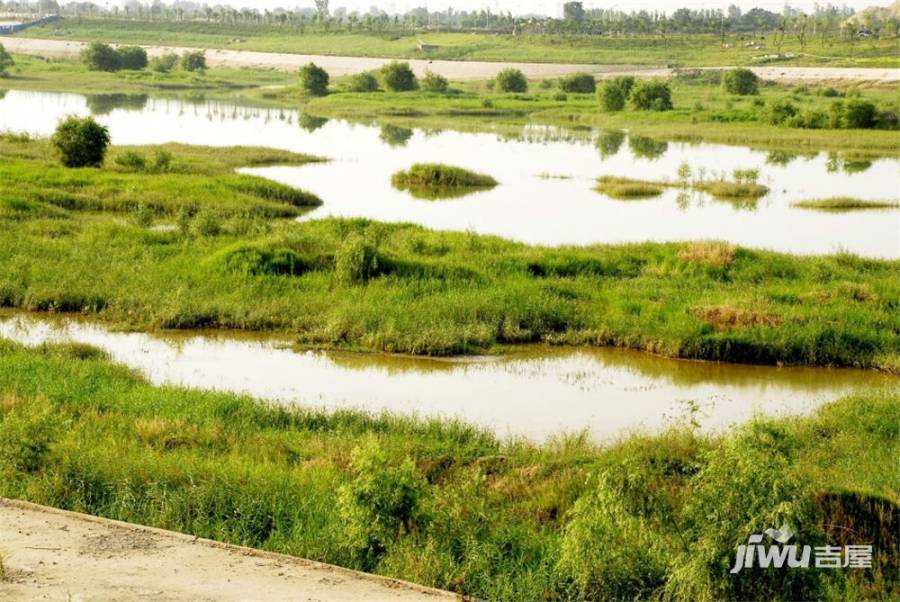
[
  {"x1": 380, "y1": 61, "x2": 417, "y2": 92},
  {"x1": 180, "y1": 51, "x2": 207, "y2": 72},
  {"x1": 334, "y1": 233, "x2": 379, "y2": 285},
  {"x1": 114, "y1": 150, "x2": 148, "y2": 171},
  {"x1": 213, "y1": 243, "x2": 306, "y2": 277},
  {"x1": 722, "y1": 68, "x2": 760, "y2": 95},
  {"x1": 0, "y1": 398, "x2": 59, "y2": 475},
  {"x1": 299, "y1": 62, "x2": 329, "y2": 97},
  {"x1": 338, "y1": 440, "x2": 429, "y2": 567},
  {"x1": 421, "y1": 70, "x2": 449, "y2": 93},
  {"x1": 496, "y1": 68, "x2": 528, "y2": 93},
  {"x1": 0, "y1": 43, "x2": 13, "y2": 77},
  {"x1": 81, "y1": 42, "x2": 122, "y2": 72},
  {"x1": 192, "y1": 211, "x2": 222, "y2": 237},
  {"x1": 51, "y1": 116, "x2": 111, "y2": 168},
  {"x1": 559, "y1": 72, "x2": 596, "y2": 94},
  {"x1": 630, "y1": 80, "x2": 673, "y2": 111},
  {"x1": 767, "y1": 99, "x2": 799, "y2": 125},
  {"x1": 118, "y1": 46, "x2": 148, "y2": 70},
  {"x1": 843, "y1": 99, "x2": 877, "y2": 129},
  {"x1": 598, "y1": 76, "x2": 635, "y2": 111},
  {"x1": 150, "y1": 52, "x2": 179, "y2": 73},
  {"x1": 347, "y1": 72, "x2": 379, "y2": 92}
]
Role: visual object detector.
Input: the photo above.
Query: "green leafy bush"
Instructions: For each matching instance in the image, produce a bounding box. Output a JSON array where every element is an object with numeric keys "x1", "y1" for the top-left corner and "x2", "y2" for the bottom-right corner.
[
  {"x1": 180, "y1": 51, "x2": 207, "y2": 72},
  {"x1": 150, "y1": 52, "x2": 179, "y2": 73},
  {"x1": 380, "y1": 61, "x2": 417, "y2": 92},
  {"x1": 599, "y1": 76, "x2": 635, "y2": 111},
  {"x1": 559, "y1": 72, "x2": 596, "y2": 94},
  {"x1": 81, "y1": 42, "x2": 122, "y2": 72},
  {"x1": 299, "y1": 62, "x2": 329, "y2": 97},
  {"x1": 722, "y1": 68, "x2": 760, "y2": 95},
  {"x1": 51, "y1": 116, "x2": 111, "y2": 168},
  {"x1": 118, "y1": 46, "x2": 148, "y2": 70},
  {"x1": 0, "y1": 43, "x2": 13, "y2": 77},
  {"x1": 421, "y1": 70, "x2": 449, "y2": 93},
  {"x1": 115, "y1": 150, "x2": 148, "y2": 171},
  {"x1": 338, "y1": 440, "x2": 429, "y2": 568},
  {"x1": 630, "y1": 80, "x2": 673, "y2": 111},
  {"x1": 347, "y1": 72, "x2": 379, "y2": 92},
  {"x1": 843, "y1": 99, "x2": 877, "y2": 129},
  {"x1": 496, "y1": 68, "x2": 528, "y2": 93},
  {"x1": 767, "y1": 100, "x2": 799, "y2": 125}
]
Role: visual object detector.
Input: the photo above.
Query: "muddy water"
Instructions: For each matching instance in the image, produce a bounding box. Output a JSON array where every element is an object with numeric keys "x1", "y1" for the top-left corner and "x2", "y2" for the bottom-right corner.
[
  {"x1": 0, "y1": 90, "x2": 897, "y2": 257},
  {"x1": 0, "y1": 314, "x2": 892, "y2": 442}
]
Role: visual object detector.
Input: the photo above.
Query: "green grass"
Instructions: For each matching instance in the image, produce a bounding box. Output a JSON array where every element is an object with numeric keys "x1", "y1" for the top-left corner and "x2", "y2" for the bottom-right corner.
[
  {"x1": 0, "y1": 139, "x2": 898, "y2": 369},
  {"x1": 391, "y1": 163, "x2": 498, "y2": 199},
  {"x1": 595, "y1": 176, "x2": 665, "y2": 199},
  {"x1": 0, "y1": 339, "x2": 896, "y2": 599},
  {"x1": 793, "y1": 197, "x2": 900, "y2": 212},
  {"x1": 17, "y1": 18, "x2": 900, "y2": 67}
]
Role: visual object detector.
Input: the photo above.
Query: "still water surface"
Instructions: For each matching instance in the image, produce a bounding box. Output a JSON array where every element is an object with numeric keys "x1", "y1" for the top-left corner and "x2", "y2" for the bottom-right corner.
[
  {"x1": 0, "y1": 314, "x2": 892, "y2": 442},
  {"x1": 0, "y1": 90, "x2": 897, "y2": 257}
]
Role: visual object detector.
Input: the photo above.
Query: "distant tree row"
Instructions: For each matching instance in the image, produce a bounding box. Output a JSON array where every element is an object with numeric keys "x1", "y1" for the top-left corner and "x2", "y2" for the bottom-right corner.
[
  {"x1": 81, "y1": 41, "x2": 205, "y2": 73},
  {"x1": 2, "y1": 1, "x2": 897, "y2": 40}
]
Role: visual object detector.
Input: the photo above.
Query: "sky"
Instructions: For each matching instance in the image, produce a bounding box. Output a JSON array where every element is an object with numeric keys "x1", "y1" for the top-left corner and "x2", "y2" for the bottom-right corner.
[{"x1": 108, "y1": 1, "x2": 894, "y2": 17}]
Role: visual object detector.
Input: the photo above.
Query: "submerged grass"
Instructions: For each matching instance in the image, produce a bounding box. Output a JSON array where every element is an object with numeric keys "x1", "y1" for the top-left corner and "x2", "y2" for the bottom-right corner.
[
  {"x1": 792, "y1": 197, "x2": 900, "y2": 212},
  {"x1": 391, "y1": 163, "x2": 498, "y2": 200},
  {"x1": 0, "y1": 340, "x2": 896, "y2": 600}
]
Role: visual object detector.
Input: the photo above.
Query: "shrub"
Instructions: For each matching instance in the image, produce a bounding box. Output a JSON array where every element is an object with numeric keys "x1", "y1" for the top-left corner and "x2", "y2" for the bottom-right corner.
[
  {"x1": 843, "y1": 99, "x2": 877, "y2": 129},
  {"x1": 118, "y1": 46, "x2": 148, "y2": 70},
  {"x1": 180, "y1": 51, "x2": 207, "y2": 72},
  {"x1": 115, "y1": 150, "x2": 148, "y2": 171},
  {"x1": 559, "y1": 72, "x2": 596, "y2": 94},
  {"x1": 496, "y1": 68, "x2": 528, "y2": 93},
  {"x1": 153, "y1": 149, "x2": 173, "y2": 172},
  {"x1": 421, "y1": 70, "x2": 449, "y2": 93},
  {"x1": 380, "y1": 61, "x2": 417, "y2": 92},
  {"x1": 598, "y1": 76, "x2": 635, "y2": 112},
  {"x1": 81, "y1": 42, "x2": 122, "y2": 72},
  {"x1": 51, "y1": 116, "x2": 111, "y2": 168},
  {"x1": 150, "y1": 52, "x2": 179, "y2": 73},
  {"x1": 347, "y1": 72, "x2": 379, "y2": 92},
  {"x1": 299, "y1": 62, "x2": 329, "y2": 96},
  {"x1": 630, "y1": 80, "x2": 673, "y2": 111},
  {"x1": 0, "y1": 43, "x2": 13, "y2": 77},
  {"x1": 0, "y1": 397, "x2": 59, "y2": 475},
  {"x1": 767, "y1": 99, "x2": 798, "y2": 125},
  {"x1": 334, "y1": 233, "x2": 379, "y2": 285},
  {"x1": 722, "y1": 68, "x2": 760, "y2": 95},
  {"x1": 338, "y1": 440, "x2": 429, "y2": 567}
]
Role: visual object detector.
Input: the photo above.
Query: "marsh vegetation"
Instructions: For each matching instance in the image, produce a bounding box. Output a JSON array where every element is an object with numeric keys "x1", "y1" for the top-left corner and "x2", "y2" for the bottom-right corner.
[
  {"x1": 391, "y1": 163, "x2": 498, "y2": 199},
  {"x1": 792, "y1": 197, "x2": 900, "y2": 212}
]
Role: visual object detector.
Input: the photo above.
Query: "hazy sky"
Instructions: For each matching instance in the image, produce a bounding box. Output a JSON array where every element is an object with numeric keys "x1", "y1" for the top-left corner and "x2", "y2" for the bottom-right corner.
[{"x1": 165, "y1": 1, "x2": 891, "y2": 16}]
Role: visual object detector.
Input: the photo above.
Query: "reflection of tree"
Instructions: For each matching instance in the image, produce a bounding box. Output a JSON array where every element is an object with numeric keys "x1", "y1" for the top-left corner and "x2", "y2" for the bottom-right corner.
[
  {"x1": 843, "y1": 159, "x2": 872, "y2": 175},
  {"x1": 299, "y1": 113, "x2": 328, "y2": 133},
  {"x1": 628, "y1": 135, "x2": 668, "y2": 161},
  {"x1": 85, "y1": 93, "x2": 149, "y2": 116},
  {"x1": 595, "y1": 130, "x2": 625, "y2": 159},
  {"x1": 765, "y1": 150, "x2": 797, "y2": 166},
  {"x1": 826, "y1": 152, "x2": 874, "y2": 175},
  {"x1": 0, "y1": 90, "x2": 7, "y2": 102},
  {"x1": 379, "y1": 124, "x2": 413, "y2": 148}
]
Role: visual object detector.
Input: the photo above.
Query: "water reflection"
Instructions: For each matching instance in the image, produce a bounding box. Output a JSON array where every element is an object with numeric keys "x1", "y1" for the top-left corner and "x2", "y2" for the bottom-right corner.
[
  {"x1": 0, "y1": 89, "x2": 896, "y2": 257},
  {"x1": 0, "y1": 313, "x2": 893, "y2": 442},
  {"x1": 85, "y1": 93, "x2": 149, "y2": 116}
]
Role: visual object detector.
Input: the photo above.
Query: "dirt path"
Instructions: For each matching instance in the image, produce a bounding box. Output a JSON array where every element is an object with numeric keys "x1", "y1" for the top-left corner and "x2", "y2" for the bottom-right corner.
[
  {"x1": 5, "y1": 37, "x2": 898, "y2": 82},
  {"x1": 0, "y1": 498, "x2": 457, "y2": 601}
]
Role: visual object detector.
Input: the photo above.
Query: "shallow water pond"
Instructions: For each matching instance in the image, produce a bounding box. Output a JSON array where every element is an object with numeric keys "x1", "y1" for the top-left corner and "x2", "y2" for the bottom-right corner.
[
  {"x1": 0, "y1": 90, "x2": 897, "y2": 257},
  {"x1": 0, "y1": 314, "x2": 893, "y2": 442}
]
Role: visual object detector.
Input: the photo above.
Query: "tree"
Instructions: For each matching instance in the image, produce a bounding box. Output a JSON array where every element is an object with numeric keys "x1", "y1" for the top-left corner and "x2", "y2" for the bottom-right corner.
[
  {"x1": 51, "y1": 116, "x2": 111, "y2": 168},
  {"x1": 722, "y1": 68, "x2": 759, "y2": 95},
  {"x1": 599, "y1": 76, "x2": 635, "y2": 111},
  {"x1": 299, "y1": 62, "x2": 329, "y2": 96},
  {"x1": 150, "y1": 53, "x2": 179, "y2": 73},
  {"x1": 563, "y1": 2, "x2": 585, "y2": 23},
  {"x1": 81, "y1": 42, "x2": 122, "y2": 72},
  {"x1": 380, "y1": 62, "x2": 417, "y2": 92},
  {"x1": 314, "y1": 0, "x2": 329, "y2": 18},
  {"x1": 496, "y1": 68, "x2": 528, "y2": 93},
  {"x1": 0, "y1": 44, "x2": 13, "y2": 78}
]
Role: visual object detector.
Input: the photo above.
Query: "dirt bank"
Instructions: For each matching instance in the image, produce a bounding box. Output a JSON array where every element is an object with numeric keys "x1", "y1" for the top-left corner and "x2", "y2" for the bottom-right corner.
[
  {"x1": 5, "y1": 37, "x2": 898, "y2": 82},
  {"x1": 0, "y1": 498, "x2": 456, "y2": 601}
]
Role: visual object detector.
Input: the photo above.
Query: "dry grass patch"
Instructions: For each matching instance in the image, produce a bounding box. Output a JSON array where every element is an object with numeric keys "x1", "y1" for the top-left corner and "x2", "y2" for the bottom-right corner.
[
  {"x1": 677, "y1": 241, "x2": 736, "y2": 269},
  {"x1": 692, "y1": 305, "x2": 782, "y2": 330}
]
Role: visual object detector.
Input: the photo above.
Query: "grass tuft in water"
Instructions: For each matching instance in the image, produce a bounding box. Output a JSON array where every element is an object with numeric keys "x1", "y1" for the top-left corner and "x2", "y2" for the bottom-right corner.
[
  {"x1": 392, "y1": 163, "x2": 498, "y2": 200},
  {"x1": 792, "y1": 198, "x2": 900, "y2": 212},
  {"x1": 595, "y1": 176, "x2": 665, "y2": 199}
]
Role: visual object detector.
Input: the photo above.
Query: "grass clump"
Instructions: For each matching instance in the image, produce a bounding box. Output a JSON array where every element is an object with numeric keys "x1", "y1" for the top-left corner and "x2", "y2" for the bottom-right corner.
[
  {"x1": 792, "y1": 198, "x2": 900, "y2": 212},
  {"x1": 595, "y1": 176, "x2": 665, "y2": 200},
  {"x1": 392, "y1": 164, "x2": 498, "y2": 199},
  {"x1": 0, "y1": 342, "x2": 896, "y2": 600}
]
